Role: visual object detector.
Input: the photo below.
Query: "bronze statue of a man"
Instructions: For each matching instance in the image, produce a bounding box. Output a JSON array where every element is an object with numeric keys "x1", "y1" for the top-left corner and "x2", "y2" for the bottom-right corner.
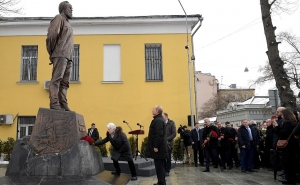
[{"x1": 46, "y1": 1, "x2": 73, "y2": 111}]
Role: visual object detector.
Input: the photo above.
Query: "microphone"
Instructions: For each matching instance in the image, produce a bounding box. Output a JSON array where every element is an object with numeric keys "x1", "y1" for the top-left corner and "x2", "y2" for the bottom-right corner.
[
  {"x1": 123, "y1": 120, "x2": 128, "y2": 124},
  {"x1": 137, "y1": 123, "x2": 144, "y2": 128}
]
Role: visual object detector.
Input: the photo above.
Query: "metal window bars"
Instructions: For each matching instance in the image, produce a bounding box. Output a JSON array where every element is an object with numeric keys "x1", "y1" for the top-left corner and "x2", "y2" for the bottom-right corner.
[
  {"x1": 71, "y1": 45, "x2": 79, "y2": 81},
  {"x1": 21, "y1": 46, "x2": 38, "y2": 81},
  {"x1": 145, "y1": 44, "x2": 163, "y2": 81}
]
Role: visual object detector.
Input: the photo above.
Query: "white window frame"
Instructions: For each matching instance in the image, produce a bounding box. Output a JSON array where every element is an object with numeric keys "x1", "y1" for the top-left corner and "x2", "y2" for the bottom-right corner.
[
  {"x1": 102, "y1": 44, "x2": 122, "y2": 82},
  {"x1": 17, "y1": 116, "x2": 36, "y2": 139}
]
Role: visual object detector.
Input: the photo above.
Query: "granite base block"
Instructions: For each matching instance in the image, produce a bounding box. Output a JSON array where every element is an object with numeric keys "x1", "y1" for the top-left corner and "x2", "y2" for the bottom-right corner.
[{"x1": 6, "y1": 136, "x2": 104, "y2": 177}]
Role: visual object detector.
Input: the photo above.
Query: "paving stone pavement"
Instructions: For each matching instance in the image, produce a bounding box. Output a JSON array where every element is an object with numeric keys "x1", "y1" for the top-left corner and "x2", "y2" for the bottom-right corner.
[
  {"x1": 1, "y1": 165, "x2": 299, "y2": 185},
  {"x1": 0, "y1": 168, "x2": 5, "y2": 177},
  {"x1": 126, "y1": 164, "x2": 299, "y2": 185}
]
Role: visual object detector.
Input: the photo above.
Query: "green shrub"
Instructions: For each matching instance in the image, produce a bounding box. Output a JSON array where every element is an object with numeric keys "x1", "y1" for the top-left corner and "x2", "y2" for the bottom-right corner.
[
  {"x1": 95, "y1": 137, "x2": 108, "y2": 157},
  {"x1": 141, "y1": 137, "x2": 148, "y2": 157},
  {"x1": 128, "y1": 136, "x2": 137, "y2": 155},
  {"x1": 172, "y1": 137, "x2": 184, "y2": 162},
  {"x1": 3, "y1": 137, "x2": 15, "y2": 161}
]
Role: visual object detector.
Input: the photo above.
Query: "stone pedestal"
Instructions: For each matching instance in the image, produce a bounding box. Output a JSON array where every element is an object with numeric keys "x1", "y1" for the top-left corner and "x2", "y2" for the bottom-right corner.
[
  {"x1": 28, "y1": 108, "x2": 87, "y2": 155},
  {"x1": 6, "y1": 108, "x2": 105, "y2": 177}
]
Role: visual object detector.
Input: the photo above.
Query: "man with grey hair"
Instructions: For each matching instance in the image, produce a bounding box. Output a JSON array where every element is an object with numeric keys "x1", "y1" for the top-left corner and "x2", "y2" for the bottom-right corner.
[
  {"x1": 146, "y1": 105, "x2": 167, "y2": 185},
  {"x1": 238, "y1": 119, "x2": 259, "y2": 172},
  {"x1": 202, "y1": 118, "x2": 224, "y2": 172},
  {"x1": 46, "y1": 1, "x2": 74, "y2": 111},
  {"x1": 95, "y1": 123, "x2": 137, "y2": 181}
]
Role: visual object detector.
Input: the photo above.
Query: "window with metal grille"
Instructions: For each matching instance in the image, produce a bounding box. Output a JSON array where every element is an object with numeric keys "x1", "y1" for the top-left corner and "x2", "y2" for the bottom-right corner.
[
  {"x1": 71, "y1": 45, "x2": 80, "y2": 81},
  {"x1": 145, "y1": 44, "x2": 163, "y2": 81},
  {"x1": 21, "y1": 46, "x2": 38, "y2": 81},
  {"x1": 17, "y1": 116, "x2": 36, "y2": 139}
]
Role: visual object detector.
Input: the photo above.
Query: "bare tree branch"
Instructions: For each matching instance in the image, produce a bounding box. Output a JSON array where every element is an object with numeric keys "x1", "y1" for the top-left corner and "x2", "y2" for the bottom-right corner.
[{"x1": 0, "y1": 0, "x2": 22, "y2": 17}]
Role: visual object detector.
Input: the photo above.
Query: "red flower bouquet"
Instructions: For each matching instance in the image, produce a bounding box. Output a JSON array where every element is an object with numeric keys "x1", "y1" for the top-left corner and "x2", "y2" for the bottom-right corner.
[
  {"x1": 202, "y1": 130, "x2": 219, "y2": 147},
  {"x1": 210, "y1": 130, "x2": 218, "y2": 138},
  {"x1": 80, "y1": 136, "x2": 94, "y2": 145}
]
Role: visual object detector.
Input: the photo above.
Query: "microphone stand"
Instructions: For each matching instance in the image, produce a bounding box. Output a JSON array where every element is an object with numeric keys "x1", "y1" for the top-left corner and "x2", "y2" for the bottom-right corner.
[
  {"x1": 123, "y1": 120, "x2": 133, "y2": 131},
  {"x1": 134, "y1": 123, "x2": 147, "y2": 161}
]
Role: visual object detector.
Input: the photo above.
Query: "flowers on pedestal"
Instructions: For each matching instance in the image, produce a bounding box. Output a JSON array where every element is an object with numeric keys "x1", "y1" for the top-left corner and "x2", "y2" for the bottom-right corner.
[{"x1": 80, "y1": 136, "x2": 94, "y2": 145}]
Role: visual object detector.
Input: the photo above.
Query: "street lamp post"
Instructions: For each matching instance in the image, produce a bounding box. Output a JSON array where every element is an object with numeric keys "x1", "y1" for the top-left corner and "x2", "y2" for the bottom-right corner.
[{"x1": 178, "y1": 0, "x2": 195, "y2": 128}]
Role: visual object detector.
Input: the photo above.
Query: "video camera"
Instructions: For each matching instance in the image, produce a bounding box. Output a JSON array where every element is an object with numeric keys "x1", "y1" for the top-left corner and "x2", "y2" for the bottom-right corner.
[{"x1": 177, "y1": 124, "x2": 186, "y2": 134}]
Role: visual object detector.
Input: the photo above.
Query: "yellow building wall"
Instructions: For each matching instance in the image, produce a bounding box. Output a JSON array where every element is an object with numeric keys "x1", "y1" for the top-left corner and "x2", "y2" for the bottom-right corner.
[{"x1": 0, "y1": 33, "x2": 195, "y2": 144}]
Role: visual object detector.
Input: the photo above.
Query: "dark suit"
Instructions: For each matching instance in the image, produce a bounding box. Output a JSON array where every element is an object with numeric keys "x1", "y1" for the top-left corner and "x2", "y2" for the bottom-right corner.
[
  {"x1": 87, "y1": 128, "x2": 99, "y2": 141},
  {"x1": 238, "y1": 125, "x2": 259, "y2": 171},
  {"x1": 202, "y1": 125, "x2": 223, "y2": 170},
  {"x1": 190, "y1": 128, "x2": 204, "y2": 166}
]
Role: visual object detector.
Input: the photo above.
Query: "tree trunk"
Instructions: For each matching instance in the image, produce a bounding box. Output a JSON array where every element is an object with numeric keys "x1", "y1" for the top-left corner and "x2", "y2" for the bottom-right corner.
[{"x1": 260, "y1": 0, "x2": 296, "y2": 107}]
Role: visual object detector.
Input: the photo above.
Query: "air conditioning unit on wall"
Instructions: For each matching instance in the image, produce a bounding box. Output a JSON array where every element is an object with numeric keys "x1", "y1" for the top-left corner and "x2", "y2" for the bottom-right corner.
[
  {"x1": 0, "y1": 114, "x2": 13, "y2": 124},
  {"x1": 44, "y1": 80, "x2": 51, "y2": 90}
]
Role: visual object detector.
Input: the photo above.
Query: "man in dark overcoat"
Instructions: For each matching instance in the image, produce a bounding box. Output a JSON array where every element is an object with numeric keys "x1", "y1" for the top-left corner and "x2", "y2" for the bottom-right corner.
[
  {"x1": 190, "y1": 122, "x2": 204, "y2": 167},
  {"x1": 146, "y1": 105, "x2": 167, "y2": 185},
  {"x1": 217, "y1": 121, "x2": 229, "y2": 169},
  {"x1": 202, "y1": 118, "x2": 224, "y2": 172},
  {"x1": 162, "y1": 112, "x2": 176, "y2": 176},
  {"x1": 238, "y1": 119, "x2": 259, "y2": 172},
  {"x1": 95, "y1": 123, "x2": 137, "y2": 181}
]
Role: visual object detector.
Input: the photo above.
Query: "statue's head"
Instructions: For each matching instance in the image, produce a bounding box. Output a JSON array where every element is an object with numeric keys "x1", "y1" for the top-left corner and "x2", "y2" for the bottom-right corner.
[{"x1": 59, "y1": 1, "x2": 73, "y2": 19}]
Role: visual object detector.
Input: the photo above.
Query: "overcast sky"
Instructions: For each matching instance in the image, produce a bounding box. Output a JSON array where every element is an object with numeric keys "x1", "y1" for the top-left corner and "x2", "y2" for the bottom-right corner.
[{"x1": 12, "y1": 0, "x2": 300, "y2": 95}]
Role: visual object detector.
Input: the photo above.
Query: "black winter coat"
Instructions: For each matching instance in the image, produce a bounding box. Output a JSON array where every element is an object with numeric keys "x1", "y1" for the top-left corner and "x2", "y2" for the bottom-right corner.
[
  {"x1": 273, "y1": 116, "x2": 283, "y2": 146},
  {"x1": 146, "y1": 114, "x2": 167, "y2": 159},
  {"x1": 202, "y1": 125, "x2": 219, "y2": 148},
  {"x1": 190, "y1": 128, "x2": 203, "y2": 150},
  {"x1": 238, "y1": 125, "x2": 259, "y2": 149},
  {"x1": 273, "y1": 121, "x2": 297, "y2": 150},
  {"x1": 218, "y1": 127, "x2": 230, "y2": 148},
  {"x1": 165, "y1": 119, "x2": 176, "y2": 148},
  {"x1": 265, "y1": 125, "x2": 274, "y2": 150},
  {"x1": 95, "y1": 127, "x2": 132, "y2": 161}
]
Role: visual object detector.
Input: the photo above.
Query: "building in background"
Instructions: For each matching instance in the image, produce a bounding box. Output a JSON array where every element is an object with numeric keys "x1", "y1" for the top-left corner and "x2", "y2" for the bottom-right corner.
[
  {"x1": 195, "y1": 71, "x2": 218, "y2": 120},
  {"x1": 0, "y1": 15, "x2": 202, "y2": 143},
  {"x1": 217, "y1": 96, "x2": 273, "y2": 128},
  {"x1": 218, "y1": 85, "x2": 255, "y2": 102}
]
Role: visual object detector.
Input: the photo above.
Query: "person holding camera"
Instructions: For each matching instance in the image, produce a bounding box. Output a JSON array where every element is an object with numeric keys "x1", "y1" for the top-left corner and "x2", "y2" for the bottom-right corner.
[{"x1": 178, "y1": 125, "x2": 193, "y2": 164}]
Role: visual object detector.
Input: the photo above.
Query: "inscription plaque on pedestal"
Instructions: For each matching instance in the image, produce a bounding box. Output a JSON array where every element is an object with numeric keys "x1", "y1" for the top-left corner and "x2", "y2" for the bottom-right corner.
[{"x1": 28, "y1": 108, "x2": 87, "y2": 155}]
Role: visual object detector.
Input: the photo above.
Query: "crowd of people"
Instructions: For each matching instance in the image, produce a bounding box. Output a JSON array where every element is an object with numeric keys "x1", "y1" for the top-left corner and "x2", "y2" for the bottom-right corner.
[
  {"x1": 91, "y1": 105, "x2": 300, "y2": 185},
  {"x1": 178, "y1": 107, "x2": 300, "y2": 185}
]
